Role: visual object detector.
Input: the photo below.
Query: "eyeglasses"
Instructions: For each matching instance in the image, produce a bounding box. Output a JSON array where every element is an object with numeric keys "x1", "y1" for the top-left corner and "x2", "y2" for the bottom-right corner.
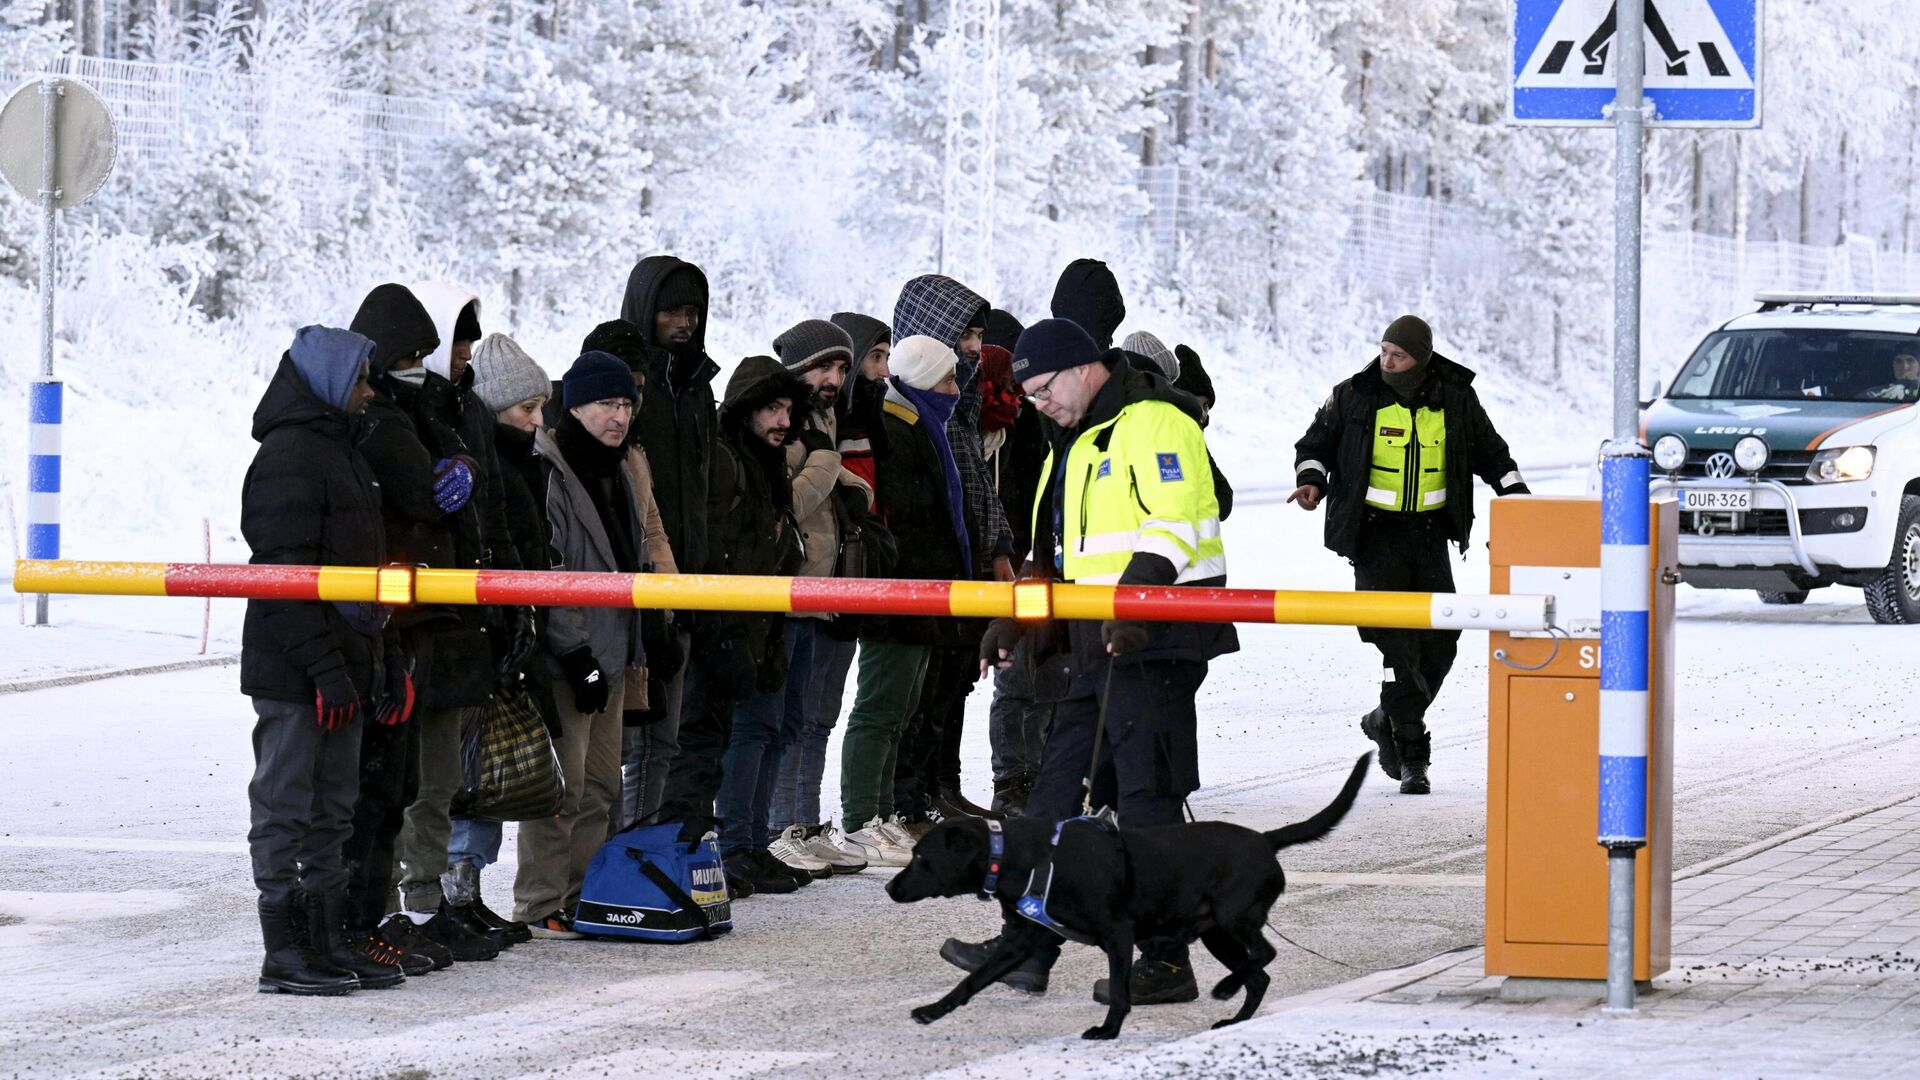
[
  {"x1": 591, "y1": 399, "x2": 635, "y2": 414},
  {"x1": 1028, "y1": 369, "x2": 1068, "y2": 402}
]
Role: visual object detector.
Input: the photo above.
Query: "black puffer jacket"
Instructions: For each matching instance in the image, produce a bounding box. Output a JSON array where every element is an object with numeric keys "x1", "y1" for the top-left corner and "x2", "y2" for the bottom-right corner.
[
  {"x1": 698, "y1": 357, "x2": 806, "y2": 688},
  {"x1": 240, "y1": 356, "x2": 387, "y2": 704},
  {"x1": 1293, "y1": 352, "x2": 1527, "y2": 560},
  {"x1": 621, "y1": 256, "x2": 721, "y2": 574}
]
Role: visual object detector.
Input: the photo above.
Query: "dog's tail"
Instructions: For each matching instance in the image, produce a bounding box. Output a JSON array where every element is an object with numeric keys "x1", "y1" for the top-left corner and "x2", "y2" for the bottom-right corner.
[{"x1": 1263, "y1": 753, "x2": 1371, "y2": 853}]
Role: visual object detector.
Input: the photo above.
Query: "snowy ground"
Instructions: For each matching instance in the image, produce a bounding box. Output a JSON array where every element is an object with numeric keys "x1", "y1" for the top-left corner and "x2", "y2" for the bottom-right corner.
[{"x1": 4, "y1": 463, "x2": 1917, "y2": 1077}]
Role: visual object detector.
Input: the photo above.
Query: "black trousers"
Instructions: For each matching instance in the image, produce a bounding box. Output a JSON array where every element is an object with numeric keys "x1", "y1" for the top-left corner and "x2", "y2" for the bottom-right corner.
[
  {"x1": 655, "y1": 647, "x2": 737, "y2": 836},
  {"x1": 1352, "y1": 512, "x2": 1460, "y2": 765},
  {"x1": 892, "y1": 645, "x2": 977, "y2": 815},
  {"x1": 342, "y1": 717, "x2": 419, "y2": 930}
]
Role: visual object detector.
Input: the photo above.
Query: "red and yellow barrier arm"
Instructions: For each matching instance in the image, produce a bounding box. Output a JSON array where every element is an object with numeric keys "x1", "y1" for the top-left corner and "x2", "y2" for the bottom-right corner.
[{"x1": 10, "y1": 560, "x2": 1552, "y2": 632}]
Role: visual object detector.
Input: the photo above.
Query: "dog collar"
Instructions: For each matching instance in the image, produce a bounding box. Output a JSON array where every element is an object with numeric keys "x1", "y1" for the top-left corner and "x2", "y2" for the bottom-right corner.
[{"x1": 977, "y1": 818, "x2": 1006, "y2": 899}]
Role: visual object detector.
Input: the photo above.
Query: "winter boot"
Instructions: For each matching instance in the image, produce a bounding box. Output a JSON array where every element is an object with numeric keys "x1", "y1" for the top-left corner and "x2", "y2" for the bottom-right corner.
[
  {"x1": 308, "y1": 889, "x2": 403, "y2": 989},
  {"x1": 416, "y1": 905, "x2": 500, "y2": 961},
  {"x1": 940, "y1": 935, "x2": 1056, "y2": 995},
  {"x1": 1398, "y1": 733, "x2": 1431, "y2": 795},
  {"x1": 1360, "y1": 708, "x2": 1402, "y2": 781},
  {"x1": 991, "y1": 774, "x2": 1033, "y2": 817},
  {"x1": 443, "y1": 859, "x2": 523, "y2": 947},
  {"x1": 257, "y1": 898, "x2": 357, "y2": 996},
  {"x1": 935, "y1": 787, "x2": 1002, "y2": 821},
  {"x1": 1093, "y1": 952, "x2": 1200, "y2": 1006}
]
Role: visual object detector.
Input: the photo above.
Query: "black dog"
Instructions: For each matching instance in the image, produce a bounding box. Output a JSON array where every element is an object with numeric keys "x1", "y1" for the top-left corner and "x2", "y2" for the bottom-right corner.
[{"x1": 885, "y1": 753, "x2": 1369, "y2": 1040}]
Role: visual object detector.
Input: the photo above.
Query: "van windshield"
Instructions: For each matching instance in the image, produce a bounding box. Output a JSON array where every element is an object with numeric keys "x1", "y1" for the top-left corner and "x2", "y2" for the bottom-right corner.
[{"x1": 1669, "y1": 329, "x2": 1920, "y2": 403}]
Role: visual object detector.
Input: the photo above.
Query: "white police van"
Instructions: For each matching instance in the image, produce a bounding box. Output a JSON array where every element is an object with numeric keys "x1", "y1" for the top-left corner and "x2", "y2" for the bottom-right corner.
[{"x1": 1640, "y1": 292, "x2": 1920, "y2": 623}]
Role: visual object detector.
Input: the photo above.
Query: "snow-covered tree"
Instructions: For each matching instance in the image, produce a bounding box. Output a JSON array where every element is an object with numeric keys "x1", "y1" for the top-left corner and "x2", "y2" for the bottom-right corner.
[
  {"x1": 432, "y1": 24, "x2": 648, "y2": 325},
  {"x1": 1180, "y1": 0, "x2": 1363, "y2": 335}
]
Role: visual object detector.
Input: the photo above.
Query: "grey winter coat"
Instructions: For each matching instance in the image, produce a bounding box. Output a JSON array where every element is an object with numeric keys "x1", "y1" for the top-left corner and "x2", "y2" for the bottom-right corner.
[{"x1": 534, "y1": 427, "x2": 648, "y2": 676}]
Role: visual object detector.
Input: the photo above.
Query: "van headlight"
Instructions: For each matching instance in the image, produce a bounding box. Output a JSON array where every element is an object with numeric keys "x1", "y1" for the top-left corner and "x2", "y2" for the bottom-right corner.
[
  {"x1": 1652, "y1": 435, "x2": 1687, "y2": 472},
  {"x1": 1734, "y1": 436, "x2": 1770, "y2": 473},
  {"x1": 1807, "y1": 445, "x2": 1875, "y2": 483}
]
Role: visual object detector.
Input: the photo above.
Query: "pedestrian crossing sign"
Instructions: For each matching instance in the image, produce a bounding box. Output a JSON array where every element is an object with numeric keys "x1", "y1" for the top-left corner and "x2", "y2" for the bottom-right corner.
[{"x1": 1511, "y1": 0, "x2": 1761, "y2": 127}]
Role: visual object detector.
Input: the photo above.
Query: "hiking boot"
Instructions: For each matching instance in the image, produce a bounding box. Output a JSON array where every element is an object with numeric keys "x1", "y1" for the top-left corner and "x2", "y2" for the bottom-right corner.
[
  {"x1": 769, "y1": 825, "x2": 835, "y2": 878},
  {"x1": 257, "y1": 898, "x2": 357, "y2": 996},
  {"x1": 415, "y1": 907, "x2": 499, "y2": 961},
  {"x1": 1093, "y1": 956, "x2": 1200, "y2": 1006},
  {"x1": 353, "y1": 929, "x2": 428, "y2": 977},
  {"x1": 991, "y1": 774, "x2": 1033, "y2": 817},
  {"x1": 1399, "y1": 760, "x2": 1431, "y2": 795},
  {"x1": 839, "y1": 820, "x2": 911, "y2": 868},
  {"x1": 940, "y1": 936, "x2": 1053, "y2": 995},
  {"x1": 1360, "y1": 708, "x2": 1402, "y2": 781},
  {"x1": 443, "y1": 860, "x2": 530, "y2": 945},
  {"x1": 526, "y1": 910, "x2": 585, "y2": 939},
  {"x1": 799, "y1": 823, "x2": 868, "y2": 874},
  {"x1": 376, "y1": 912, "x2": 450, "y2": 971},
  {"x1": 934, "y1": 788, "x2": 1002, "y2": 821},
  {"x1": 724, "y1": 851, "x2": 798, "y2": 895},
  {"x1": 308, "y1": 889, "x2": 402, "y2": 989},
  {"x1": 720, "y1": 866, "x2": 757, "y2": 899}
]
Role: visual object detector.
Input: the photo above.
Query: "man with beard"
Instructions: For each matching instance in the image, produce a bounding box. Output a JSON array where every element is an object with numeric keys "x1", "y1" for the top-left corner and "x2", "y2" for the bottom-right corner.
[{"x1": 689, "y1": 357, "x2": 815, "y2": 896}]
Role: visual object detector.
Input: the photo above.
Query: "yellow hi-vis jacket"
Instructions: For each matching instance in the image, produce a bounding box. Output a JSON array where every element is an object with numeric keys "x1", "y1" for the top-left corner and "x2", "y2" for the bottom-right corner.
[{"x1": 1036, "y1": 399, "x2": 1226, "y2": 585}]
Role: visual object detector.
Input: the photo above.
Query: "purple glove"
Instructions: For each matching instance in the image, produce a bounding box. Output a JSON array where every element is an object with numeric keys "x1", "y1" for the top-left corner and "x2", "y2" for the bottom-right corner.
[{"x1": 433, "y1": 457, "x2": 475, "y2": 513}]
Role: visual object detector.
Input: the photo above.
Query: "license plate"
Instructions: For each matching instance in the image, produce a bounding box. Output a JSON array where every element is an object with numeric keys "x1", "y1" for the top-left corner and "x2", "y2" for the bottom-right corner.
[{"x1": 1682, "y1": 489, "x2": 1751, "y2": 512}]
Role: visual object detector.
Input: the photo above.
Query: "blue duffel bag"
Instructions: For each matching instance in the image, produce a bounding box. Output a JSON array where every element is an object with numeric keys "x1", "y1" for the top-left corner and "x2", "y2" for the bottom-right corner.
[{"x1": 572, "y1": 822, "x2": 733, "y2": 942}]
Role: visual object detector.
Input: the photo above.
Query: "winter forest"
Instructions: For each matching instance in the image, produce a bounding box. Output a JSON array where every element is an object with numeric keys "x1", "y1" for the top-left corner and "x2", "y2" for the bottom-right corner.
[{"x1": 1, "y1": 0, "x2": 1918, "y2": 558}]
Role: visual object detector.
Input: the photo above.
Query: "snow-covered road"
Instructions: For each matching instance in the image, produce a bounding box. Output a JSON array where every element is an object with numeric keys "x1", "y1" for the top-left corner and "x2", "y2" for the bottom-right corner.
[{"x1": 4, "y1": 482, "x2": 1917, "y2": 1077}]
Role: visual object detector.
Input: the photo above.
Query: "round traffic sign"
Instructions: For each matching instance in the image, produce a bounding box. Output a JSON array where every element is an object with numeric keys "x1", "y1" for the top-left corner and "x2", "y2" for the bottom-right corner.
[{"x1": 0, "y1": 76, "x2": 118, "y2": 209}]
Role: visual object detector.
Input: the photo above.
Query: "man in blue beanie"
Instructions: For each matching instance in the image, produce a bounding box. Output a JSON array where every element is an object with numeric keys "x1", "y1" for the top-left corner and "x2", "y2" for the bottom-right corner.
[{"x1": 944, "y1": 317, "x2": 1236, "y2": 1008}]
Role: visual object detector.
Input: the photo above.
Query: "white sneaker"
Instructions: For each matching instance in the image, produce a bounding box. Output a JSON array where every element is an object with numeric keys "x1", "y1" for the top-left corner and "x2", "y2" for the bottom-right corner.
[
  {"x1": 840, "y1": 818, "x2": 912, "y2": 867},
  {"x1": 801, "y1": 823, "x2": 869, "y2": 873},
  {"x1": 769, "y1": 824, "x2": 835, "y2": 875},
  {"x1": 876, "y1": 814, "x2": 921, "y2": 852}
]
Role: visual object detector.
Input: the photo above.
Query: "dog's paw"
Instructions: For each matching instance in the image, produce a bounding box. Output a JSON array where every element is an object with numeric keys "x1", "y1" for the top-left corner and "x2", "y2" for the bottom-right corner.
[
  {"x1": 1210, "y1": 976, "x2": 1243, "y2": 1001},
  {"x1": 911, "y1": 1003, "x2": 948, "y2": 1025},
  {"x1": 1081, "y1": 1024, "x2": 1120, "y2": 1041}
]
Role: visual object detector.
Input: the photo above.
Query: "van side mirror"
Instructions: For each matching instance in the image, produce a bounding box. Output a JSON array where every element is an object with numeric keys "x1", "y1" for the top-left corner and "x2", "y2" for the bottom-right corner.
[{"x1": 1639, "y1": 378, "x2": 1664, "y2": 408}]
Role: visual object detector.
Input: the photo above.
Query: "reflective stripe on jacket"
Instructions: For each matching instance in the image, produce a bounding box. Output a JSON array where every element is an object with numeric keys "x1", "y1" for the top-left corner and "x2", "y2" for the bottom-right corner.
[
  {"x1": 1037, "y1": 399, "x2": 1225, "y2": 586},
  {"x1": 1364, "y1": 402, "x2": 1448, "y2": 512}
]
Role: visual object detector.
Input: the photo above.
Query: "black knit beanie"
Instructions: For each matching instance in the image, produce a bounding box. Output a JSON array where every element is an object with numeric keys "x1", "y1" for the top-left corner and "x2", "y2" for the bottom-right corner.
[{"x1": 1382, "y1": 315, "x2": 1433, "y2": 363}]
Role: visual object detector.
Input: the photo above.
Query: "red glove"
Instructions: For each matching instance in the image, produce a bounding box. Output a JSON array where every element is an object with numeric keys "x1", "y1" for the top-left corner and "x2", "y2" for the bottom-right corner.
[
  {"x1": 375, "y1": 669, "x2": 415, "y2": 726},
  {"x1": 313, "y1": 670, "x2": 359, "y2": 731}
]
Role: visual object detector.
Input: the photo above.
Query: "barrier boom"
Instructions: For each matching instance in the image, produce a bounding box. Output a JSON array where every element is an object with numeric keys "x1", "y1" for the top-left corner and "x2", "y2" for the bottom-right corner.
[{"x1": 10, "y1": 560, "x2": 1553, "y2": 632}]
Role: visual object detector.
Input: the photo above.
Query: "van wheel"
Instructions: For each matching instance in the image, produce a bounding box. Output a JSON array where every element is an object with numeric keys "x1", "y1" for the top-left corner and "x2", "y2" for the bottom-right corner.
[
  {"x1": 1757, "y1": 590, "x2": 1808, "y2": 605},
  {"x1": 1864, "y1": 495, "x2": 1920, "y2": 624}
]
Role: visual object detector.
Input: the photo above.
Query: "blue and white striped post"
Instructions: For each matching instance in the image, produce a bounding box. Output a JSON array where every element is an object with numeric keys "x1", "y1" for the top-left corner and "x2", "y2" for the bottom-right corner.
[
  {"x1": 1601, "y1": 0, "x2": 1650, "y2": 1015},
  {"x1": 27, "y1": 380, "x2": 60, "y2": 625}
]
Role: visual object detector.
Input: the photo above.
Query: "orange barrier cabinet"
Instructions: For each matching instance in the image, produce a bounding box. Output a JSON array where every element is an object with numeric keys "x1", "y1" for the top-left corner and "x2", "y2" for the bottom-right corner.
[{"x1": 1485, "y1": 496, "x2": 1677, "y2": 982}]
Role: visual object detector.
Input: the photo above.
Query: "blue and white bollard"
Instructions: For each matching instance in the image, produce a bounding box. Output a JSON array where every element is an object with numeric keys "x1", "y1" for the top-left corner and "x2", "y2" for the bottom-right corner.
[
  {"x1": 28, "y1": 379, "x2": 61, "y2": 625},
  {"x1": 1599, "y1": 447, "x2": 1650, "y2": 1010}
]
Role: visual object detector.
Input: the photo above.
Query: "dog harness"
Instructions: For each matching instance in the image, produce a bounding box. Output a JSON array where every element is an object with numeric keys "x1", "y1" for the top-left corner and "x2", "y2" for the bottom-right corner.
[{"x1": 1011, "y1": 813, "x2": 1116, "y2": 946}]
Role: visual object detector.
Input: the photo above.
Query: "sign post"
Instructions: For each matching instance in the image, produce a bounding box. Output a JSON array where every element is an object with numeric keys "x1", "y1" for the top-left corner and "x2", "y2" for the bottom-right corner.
[
  {"x1": 0, "y1": 75, "x2": 118, "y2": 625},
  {"x1": 1508, "y1": 0, "x2": 1762, "y2": 1012}
]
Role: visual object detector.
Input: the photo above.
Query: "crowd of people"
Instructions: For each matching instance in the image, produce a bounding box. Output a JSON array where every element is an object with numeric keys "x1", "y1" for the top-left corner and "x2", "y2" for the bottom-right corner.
[{"x1": 239, "y1": 252, "x2": 1526, "y2": 1005}]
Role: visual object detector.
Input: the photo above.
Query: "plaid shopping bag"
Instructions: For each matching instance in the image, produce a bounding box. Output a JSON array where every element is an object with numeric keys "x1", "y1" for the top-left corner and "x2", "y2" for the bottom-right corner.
[{"x1": 453, "y1": 684, "x2": 566, "y2": 821}]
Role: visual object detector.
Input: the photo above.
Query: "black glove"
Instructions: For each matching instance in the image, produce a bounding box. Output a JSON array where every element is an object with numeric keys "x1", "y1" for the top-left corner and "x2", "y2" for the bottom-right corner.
[
  {"x1": 978, "y1": 617, "x2": 1023, "y2": 670},
  {"x1": 640, "y1": 609, "x2": 684, "y2": 680},
  {"x1": 496, "y1": 606, "x2": 538, "y2": 687},
  {"x1": 1101, "y1": 620, "x2": 1151, "y2": 656},
  {"x1": 558, "y1": 646, "x2": 610, "y2": 715},
  {"x1": 313, "y1": 669, "x2": 360, "y2": 731},
  {"x1": 796, "y1": 426, "x2": 834, "y2": 456}
]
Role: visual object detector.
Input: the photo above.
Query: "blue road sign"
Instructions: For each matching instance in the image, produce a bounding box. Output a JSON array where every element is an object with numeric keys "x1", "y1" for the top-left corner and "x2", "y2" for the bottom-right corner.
[{"x1": 1511, "y1": 0, "x2": 1762, "y2": 126}]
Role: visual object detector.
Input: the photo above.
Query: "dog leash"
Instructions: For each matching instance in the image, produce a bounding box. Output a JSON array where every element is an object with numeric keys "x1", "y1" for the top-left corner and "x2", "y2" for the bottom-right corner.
[
  {"x1": 1262, "y1": 916, "x2": 1359, "y2": 970},
  {"x1": 1080, "y1": 659, "x2": 1115, "y2": 817}
]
